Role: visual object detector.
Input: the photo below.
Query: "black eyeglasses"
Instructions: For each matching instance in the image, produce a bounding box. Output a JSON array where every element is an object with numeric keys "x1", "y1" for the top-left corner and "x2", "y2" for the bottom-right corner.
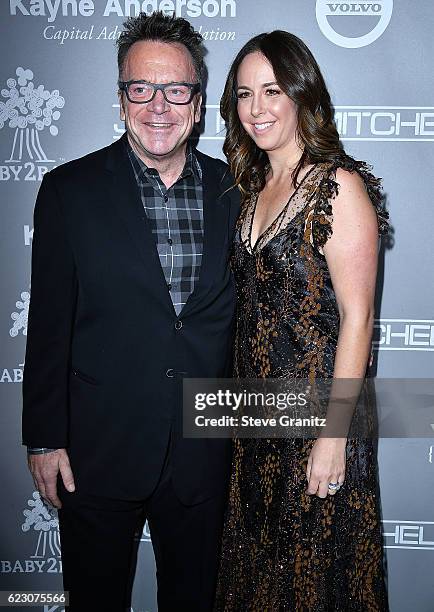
[{"x1": 118, "y1": 80, "x2": 201, "y2": 105}]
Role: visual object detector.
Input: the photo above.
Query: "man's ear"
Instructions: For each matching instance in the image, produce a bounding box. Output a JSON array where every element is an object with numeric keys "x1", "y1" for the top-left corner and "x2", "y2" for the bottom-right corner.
[
  {"x1": 194, "y1": 94, "x2": 202, "y2": 124},
  {"x1": 118, "y1": 91, "x2": 126, "y2": 121}
]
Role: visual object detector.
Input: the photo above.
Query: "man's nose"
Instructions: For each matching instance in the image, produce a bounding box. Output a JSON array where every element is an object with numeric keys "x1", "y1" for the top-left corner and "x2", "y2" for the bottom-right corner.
[{"x1": 147, "y1": 89, "x2": 169, "y2": 114}]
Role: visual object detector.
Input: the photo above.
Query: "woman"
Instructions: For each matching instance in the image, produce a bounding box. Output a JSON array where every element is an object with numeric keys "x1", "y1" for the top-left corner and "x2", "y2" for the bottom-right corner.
[{"x1": 214, "y1": 31, "x2": 389, "y2": 611}]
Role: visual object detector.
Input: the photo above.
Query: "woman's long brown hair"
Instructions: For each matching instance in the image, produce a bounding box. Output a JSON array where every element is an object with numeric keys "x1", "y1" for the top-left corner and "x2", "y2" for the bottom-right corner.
[{"x1": 220, "y1": 30, "x2": 344, "y2": 195}]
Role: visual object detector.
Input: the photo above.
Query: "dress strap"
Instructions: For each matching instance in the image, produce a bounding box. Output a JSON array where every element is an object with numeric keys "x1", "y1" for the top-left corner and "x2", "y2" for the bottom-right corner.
[{"x1": 305, "y1": 157, "x2": 389, "y2": 254}]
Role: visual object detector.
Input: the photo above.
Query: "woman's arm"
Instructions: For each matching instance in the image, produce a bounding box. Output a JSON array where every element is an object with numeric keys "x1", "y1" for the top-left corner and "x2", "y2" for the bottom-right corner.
[
  {"x1": 306, "y1": 167, "x2": 379, "y2": 498},
  {"x1": 324, "y1": 167, "x2": 379, "y2": 378}
]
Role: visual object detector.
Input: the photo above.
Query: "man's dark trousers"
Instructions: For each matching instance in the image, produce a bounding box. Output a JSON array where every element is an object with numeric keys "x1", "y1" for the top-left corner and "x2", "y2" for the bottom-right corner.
[{"x1": 58, "y1": 431, "x2": 228, "y2": 611}]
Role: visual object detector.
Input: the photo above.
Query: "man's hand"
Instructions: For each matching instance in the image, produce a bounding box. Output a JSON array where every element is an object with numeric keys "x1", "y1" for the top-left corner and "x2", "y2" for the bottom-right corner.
[{"x1": 27, "y1": 449, "x2": 75, "y2": 509}]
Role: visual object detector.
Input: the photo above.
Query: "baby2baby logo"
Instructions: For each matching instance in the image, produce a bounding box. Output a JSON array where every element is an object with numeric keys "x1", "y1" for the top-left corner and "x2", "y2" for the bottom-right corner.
[
  {"x1": 0, "y1": 67, "x2": 64, "y2": 182},
  {"x1": 1, "y1": 491, "x2": 62, "y2": 575}
]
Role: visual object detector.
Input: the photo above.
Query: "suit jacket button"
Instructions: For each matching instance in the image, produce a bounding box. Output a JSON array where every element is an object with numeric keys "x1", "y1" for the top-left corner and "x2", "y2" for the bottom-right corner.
[
  {"x1": 166, "y1": 368, "x2": 174, "y2": 378},
  {"x1": 175, "y1": 320, "x2": 183, "y2": 331}
]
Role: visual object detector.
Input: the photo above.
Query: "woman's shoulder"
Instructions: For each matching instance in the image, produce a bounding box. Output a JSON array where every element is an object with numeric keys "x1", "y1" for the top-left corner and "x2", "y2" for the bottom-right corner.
[
  {"x1": 319, "y1": 154, "x2": 381, "y2": 194},
  {"x1": 310, "y1": 154, "x2": 389, "y2": 249},
  {"x1": 334, "y1": 165, "x2": 365, "y2": 189},
  {"x1": 320, "y1": 154, "x2": 387, "y2": 220}
]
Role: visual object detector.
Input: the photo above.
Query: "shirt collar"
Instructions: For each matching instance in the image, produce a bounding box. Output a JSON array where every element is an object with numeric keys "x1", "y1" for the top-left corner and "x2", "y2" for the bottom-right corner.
[{"x1": 124, "y1": 137, "x2": 202, "y2": 185}]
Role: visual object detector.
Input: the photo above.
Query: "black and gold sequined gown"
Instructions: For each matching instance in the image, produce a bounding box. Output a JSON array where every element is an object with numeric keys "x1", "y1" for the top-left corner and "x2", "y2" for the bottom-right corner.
[{"x1": 214, "y1": 158, "x2": 389, "y2": 611}]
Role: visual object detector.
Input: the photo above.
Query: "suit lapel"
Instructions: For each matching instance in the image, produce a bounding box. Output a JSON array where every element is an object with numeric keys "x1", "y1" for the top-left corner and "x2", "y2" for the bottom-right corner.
[
  {"x1": 105, "y1": 135, "x2": 175, "y2": 314},
  {"x1": 180, "y1": 153, "x2": 229, "y2": 317}
]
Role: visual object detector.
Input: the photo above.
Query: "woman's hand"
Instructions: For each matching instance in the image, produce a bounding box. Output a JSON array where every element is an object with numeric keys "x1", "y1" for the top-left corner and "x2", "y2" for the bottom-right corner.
[{"x1": 306, "y1": 437, "x2": 346, "y2": 498}]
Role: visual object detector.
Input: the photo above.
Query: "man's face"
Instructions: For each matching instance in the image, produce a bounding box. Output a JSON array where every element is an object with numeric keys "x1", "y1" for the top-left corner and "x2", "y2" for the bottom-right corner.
[{"x1": 119, "y1": 40, "x2": 202, "y2": 164}]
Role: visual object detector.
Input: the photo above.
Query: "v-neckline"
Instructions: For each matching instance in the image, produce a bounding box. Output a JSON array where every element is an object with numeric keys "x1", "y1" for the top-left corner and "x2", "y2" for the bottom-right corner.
[{"x1": 248, "y1": 164, "x2": 317, "y2": 253}]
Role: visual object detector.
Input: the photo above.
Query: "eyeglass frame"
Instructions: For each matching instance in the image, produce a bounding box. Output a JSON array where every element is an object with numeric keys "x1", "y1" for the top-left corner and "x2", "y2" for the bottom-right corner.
[{"x1": 118, "y1": 80, "x2": 201, "y2": 105}]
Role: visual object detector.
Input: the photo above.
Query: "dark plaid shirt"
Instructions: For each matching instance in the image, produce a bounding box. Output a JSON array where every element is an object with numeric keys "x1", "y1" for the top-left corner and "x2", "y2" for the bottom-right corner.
[{"x1": 126, "y1": 142, "x2": 204, "y2": 316}]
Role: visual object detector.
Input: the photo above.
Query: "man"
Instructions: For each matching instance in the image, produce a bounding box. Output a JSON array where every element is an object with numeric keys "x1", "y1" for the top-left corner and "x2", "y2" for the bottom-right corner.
[{"x1": 22, "y1": 12, "x2": 239, "y2": 611}]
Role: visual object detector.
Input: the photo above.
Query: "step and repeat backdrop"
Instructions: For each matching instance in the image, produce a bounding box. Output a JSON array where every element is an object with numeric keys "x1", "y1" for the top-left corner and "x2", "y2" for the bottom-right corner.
[{"x1": 1, "y1": 1, "x2": 433, "y2": 611}]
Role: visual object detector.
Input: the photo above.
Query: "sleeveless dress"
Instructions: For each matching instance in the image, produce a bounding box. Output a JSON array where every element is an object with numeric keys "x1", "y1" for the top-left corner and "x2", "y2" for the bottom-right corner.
[{"x1": 214, "y1": 157, "x2": 389, "y2": 611}]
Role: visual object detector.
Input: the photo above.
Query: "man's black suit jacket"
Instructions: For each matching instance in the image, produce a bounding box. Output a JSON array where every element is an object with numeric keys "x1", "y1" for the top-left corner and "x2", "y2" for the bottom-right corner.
[{"x1": 22, "y1": 135, "x2": 240, "y2": 504}]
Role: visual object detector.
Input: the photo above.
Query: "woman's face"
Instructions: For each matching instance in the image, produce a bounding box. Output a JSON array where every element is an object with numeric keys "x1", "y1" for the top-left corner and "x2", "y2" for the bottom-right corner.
[{"x1": 236, "y1": 52, "x2": 299, "y2": 155}]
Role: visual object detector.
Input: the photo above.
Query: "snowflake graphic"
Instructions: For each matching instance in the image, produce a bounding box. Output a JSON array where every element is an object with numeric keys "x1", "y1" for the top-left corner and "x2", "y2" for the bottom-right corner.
[
  {"x1": 1, "y1": 67, "x2": 64, "y2": 163},
  {"x1": 10, "y1": 290, "x2": 30, "y2": 337}
]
